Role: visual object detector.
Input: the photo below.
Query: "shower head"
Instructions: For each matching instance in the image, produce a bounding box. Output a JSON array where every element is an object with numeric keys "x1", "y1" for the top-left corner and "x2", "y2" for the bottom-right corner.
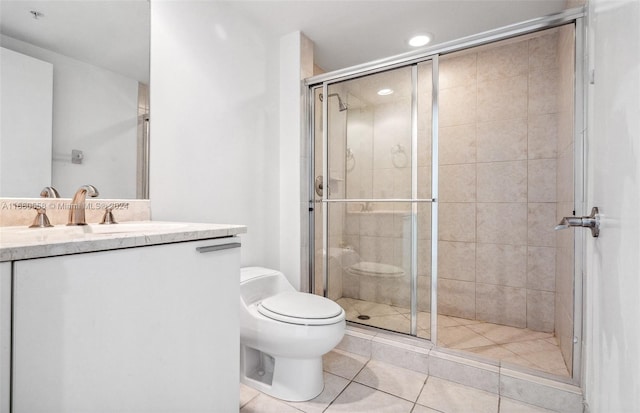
[{"x1": 319, "y1": 93, "x2": 348, "y2": 111}]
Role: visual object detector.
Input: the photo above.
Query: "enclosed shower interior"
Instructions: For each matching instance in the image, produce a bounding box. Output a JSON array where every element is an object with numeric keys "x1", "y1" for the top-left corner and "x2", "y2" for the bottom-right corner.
[{"x1": 311, "y1": 25, "x2": 576, "y2": 378}]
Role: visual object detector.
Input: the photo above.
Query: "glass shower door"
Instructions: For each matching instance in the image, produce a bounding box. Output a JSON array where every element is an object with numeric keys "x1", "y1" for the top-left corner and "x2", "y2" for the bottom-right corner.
[{"x1": 313, "y1": 63, "x2": 434, "y2": 338}]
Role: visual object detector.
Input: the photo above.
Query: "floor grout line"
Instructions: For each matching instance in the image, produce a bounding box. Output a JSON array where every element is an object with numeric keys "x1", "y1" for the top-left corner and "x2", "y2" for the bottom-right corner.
[{"x1": 339, "y1": 297, "x2": 570, "y2": 377}]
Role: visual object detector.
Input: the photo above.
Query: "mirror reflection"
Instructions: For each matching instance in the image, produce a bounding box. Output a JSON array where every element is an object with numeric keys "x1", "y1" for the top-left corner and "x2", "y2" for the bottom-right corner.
[{"x1": 0, "y1": 1, "x2": 150, "y2": 199}]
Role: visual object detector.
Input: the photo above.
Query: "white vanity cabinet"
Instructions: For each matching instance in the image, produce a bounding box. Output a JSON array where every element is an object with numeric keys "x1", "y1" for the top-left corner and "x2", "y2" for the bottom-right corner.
[
  {"x1": 10, "y1": 237, "x2": 240, "y2": 413},
  {"x1": 0, "y1": 262, "x2": 10, "y2": 413}
]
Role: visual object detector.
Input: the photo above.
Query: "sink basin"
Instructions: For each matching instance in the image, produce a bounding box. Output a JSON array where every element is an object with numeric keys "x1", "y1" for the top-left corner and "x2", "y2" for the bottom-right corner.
[
  {"x1": 0, "y1": 221, "x2": 191, "y2": 246},
  {"x1": 84, "y1": 221, "x2": 189, "y2": 235}
]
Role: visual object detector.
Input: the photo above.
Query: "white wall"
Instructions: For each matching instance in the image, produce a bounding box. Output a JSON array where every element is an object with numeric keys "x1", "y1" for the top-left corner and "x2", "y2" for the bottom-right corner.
[
  {"x1": 279, "y1": 32, "x2": 314, "y2": 290},
  {"x1": 1, "y1": 35, "x2": 138, "y2": 199},
  {"x1": 0, "y1": 47, "x2": 52, "y2": 197},
  {"x1": 149, "y1": 1, "x2": 280, "y2": 269},
  {"x1": 584, "y1": 0, "x2": 640, "y2": 412}
]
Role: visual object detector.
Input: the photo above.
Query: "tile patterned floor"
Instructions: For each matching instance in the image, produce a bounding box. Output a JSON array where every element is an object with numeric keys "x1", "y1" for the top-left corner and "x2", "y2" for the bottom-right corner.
[
  {"x1": 336, "y1": 297, "x2": 570, "y2": 377},
  {"x1": 239, "y1": 349, "x2": 558, "y2": 413}
]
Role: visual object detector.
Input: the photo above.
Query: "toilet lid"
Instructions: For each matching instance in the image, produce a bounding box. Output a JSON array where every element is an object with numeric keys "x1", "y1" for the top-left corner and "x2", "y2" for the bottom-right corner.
[{"x1": 258, "y1": 292, "x2": 344, "y2": 326}]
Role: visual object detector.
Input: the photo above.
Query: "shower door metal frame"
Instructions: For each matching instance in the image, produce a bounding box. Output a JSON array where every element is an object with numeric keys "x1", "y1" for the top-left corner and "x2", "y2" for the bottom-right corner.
[
  {"x1": 306, "y1": 6, "x2": 587, "y2": 386},
  {"x1": 314, "y1": 62, "x2": 437, "y2": 338}
]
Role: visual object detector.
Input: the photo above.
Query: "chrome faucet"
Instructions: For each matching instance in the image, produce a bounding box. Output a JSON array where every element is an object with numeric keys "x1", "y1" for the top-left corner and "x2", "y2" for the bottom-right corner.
[{"x1": 67, "y1": 185, "x2": 99, "y2": 226}]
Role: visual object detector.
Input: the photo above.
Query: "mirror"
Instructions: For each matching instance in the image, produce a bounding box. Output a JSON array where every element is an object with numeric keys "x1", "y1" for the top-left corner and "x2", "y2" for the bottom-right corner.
[{"x1": 0, "y1": 1, "x2": 150, "y2": 199}]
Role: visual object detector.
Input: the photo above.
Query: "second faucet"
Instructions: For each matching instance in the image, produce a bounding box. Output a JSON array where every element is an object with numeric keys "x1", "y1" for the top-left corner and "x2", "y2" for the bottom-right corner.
[{"x1": 68, "y1": 185, "x2": 99, "y2": 226}]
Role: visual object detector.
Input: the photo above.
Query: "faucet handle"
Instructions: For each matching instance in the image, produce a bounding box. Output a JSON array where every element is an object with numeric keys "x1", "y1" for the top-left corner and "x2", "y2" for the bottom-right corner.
[
  {"x1": 40, "y1": 186, "x2": 60, "y2": 198},
  {"x1": 100, "y1": 204, "x2": 118, "y2": 225},
  {"x1": 29, "y1": 206, "x2": 53, "y2": 228}
]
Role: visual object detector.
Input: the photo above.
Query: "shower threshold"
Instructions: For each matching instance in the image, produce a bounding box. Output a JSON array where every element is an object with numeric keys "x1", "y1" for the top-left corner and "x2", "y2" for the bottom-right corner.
[{"x1": 337, "y1": 297, "x2": 570, "y2": 378}]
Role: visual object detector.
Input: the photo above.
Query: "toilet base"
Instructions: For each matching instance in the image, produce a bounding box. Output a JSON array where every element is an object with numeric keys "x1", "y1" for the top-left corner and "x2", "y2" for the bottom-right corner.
[{"x1": 240, "y1": 345, "x2": 324, "y2": 401}]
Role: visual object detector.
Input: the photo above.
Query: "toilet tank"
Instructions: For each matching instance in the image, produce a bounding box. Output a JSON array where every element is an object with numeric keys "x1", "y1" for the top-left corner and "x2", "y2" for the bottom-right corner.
[{"x1": 240, "y1": 267, "x2": 295, "y2": 306}]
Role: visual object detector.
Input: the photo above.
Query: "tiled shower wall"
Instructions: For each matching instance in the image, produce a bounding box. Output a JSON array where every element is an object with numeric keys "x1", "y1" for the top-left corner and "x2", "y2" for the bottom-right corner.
[
  {"x1": 316, "y1": 27, "x2": 574, "y2": 336},
  {"x1": 437, "y1": 28, "x2": 568, "y2": 332},
  {"x1": 554, "y1": 25, "x2": 576, "y2": 372}
]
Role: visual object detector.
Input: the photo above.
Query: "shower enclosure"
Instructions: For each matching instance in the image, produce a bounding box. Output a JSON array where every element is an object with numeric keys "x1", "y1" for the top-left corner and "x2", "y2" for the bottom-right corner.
[{"x1": 308, "y1": 15, "x2": 583, "y2": 382}]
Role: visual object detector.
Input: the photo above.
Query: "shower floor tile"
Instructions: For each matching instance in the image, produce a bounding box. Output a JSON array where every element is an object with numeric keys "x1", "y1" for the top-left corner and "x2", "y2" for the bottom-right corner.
[{"x1": 336, "y1": 297, "x2": 570, "y2": 377}]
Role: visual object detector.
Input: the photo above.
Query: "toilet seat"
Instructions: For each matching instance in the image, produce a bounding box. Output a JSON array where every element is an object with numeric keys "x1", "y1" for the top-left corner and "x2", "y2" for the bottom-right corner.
[
  {"x1": 346, "y1": 261, "x2": 405, "y2": 277},
  {"x1": 258, "y1": 292, "x2": 344, "y2": 326}
]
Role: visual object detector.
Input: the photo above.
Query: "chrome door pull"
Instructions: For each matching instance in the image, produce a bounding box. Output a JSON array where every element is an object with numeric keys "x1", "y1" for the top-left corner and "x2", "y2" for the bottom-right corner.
[
  {"x1": 555, "y1": 207, "x2": 600, "y2": 237},
  {"x1": 196, "y1": 242, "x2": 241, "y2": 253}
]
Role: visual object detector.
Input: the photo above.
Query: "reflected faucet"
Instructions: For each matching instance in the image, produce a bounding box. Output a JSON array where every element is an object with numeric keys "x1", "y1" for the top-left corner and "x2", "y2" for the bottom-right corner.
[
  {"x1": 360, "y1": 202, "x2": 374, "y2": 212},
  {"x1": 40, "y1": 186, "x2": 60, "y2": 198},
  {"x1": 67, "y1": 185, "x2": 99, "y2": 226}
]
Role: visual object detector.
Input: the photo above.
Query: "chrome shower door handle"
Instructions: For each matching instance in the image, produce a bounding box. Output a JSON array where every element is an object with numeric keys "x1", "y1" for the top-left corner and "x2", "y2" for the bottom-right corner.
[
  {"x1": 555, "y1": 207, "x2": 600, "y2": 237},
  {"x1": 315, "y1": 175, "x2": 324, "y2": 197}
]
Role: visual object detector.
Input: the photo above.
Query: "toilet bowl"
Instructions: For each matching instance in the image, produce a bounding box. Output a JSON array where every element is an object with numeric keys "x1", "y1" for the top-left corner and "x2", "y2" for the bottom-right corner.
[{"x1": 240, "y1": 267, "x2": 346, "y2": 401}]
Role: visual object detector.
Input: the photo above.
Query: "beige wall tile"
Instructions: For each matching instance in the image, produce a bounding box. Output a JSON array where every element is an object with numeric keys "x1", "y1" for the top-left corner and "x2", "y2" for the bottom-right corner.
[
  {"x1": 528, "y1": 159, "x2": 557, "y2": 203},
  {"x1": 418, "y1": 129, "x2": 432, "y2": 167},
  {"x1": 323, "y1": 28, "x2": 570, "y2": 339},
  {"x1": 477, "y1": 203, "x2": 527, "y2": 245},
  {"x1": 440, "y1": 84, "x2": 477, "y2": 127},
  {"x1": 528, "y1": 113, "x2": 558, "y2": 159},
  {"x1": 392, "y1": 167, "x2": 412, "y2": 199},
  {"x1": 439, "y1": 203, "x2": 476, "y2": 242},
  {"x1": 439, "y1": 164, "x2": 476, "y2": 202},
  {"x1": 359, "y1": 236, "x2": 395, "y2": 264},
  {"x1": 476, "y1": 243, "x2": 527, "y2": 287},
  {"x1": 342, "y1": 272, "x2": 360, "y2": 299},
  {"x1": 417, "y1": 238, "x2": 432, "y2": 277},
  {"x1": 417, "y1": 275, "x2": 432, "y2": 311},
  {"x1": 439, "y1": 241, "x2": 476, "y2": 282},
  {"x1": 476, "y1": 118, "x2": 527, "y2": 162},
  {"x1": 477, "y1": 40, "x2": 528, "y2": 82},
  {"x1": 528, "y1": 30, "x2": 559, "y2": 71},
  {"x1": 439, "y1": 124, "x2": 476, "y2": 165},
  {"x1": 372, "y1": 168, "x2": 394, "y2": 198},
  {"x1": 440, "y1": 52, "x2": 477, "y2": 89},
  {"x1": 439, "y1": 279, "x2": 476, "y2": 319},
  {"x1": 528, "y1": 69, "x2": 559, "y2": 115},
  {"x1": 556, "y1": 147, "x2": 574, "y2": 203},
  {"x1": 527, "y1": 246, "x2": 556, "y2": 291},
  {"x1": 557, "y1": 109, "x2": 574, "y2": 155},
  {"x1": 417, "y1": 203, "x2": 432, "y2": 240},
  {"x1": 527, "y1": 290, "x2": 555, "y2": 332},
  {"x1": 359, "y1": 212, "x2": 395, "y2": 237},
  {"x1": 527, "y1": 203, "x2": 556, "y2": 247},
  {"x1": 477, "y1": 161, "x2": 527, "y2": 202},
  {"x1": 376, "y1": 277, "x2": 412, "y2": 308},
  {"x1": 477, "y1": 75, "x2": 527, "y2": 122},
  {"x1": 372, "y1": 106, "x2": 411, "y2": 171},
  {"x1": 418, "y1": 166, "x2": 433, "y2": 199},
  {"x1": 476, "y1": 283, "x2": 527, "y2": 328}
]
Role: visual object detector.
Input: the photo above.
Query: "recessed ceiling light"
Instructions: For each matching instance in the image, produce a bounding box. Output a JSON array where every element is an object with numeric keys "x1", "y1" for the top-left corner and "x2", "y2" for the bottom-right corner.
[
  {"x1": 377, "y1": 88, "x2": 394, "y2": 96},
  {"x1": 408, "y1": 34, "x2": 432, "y2": 47}
]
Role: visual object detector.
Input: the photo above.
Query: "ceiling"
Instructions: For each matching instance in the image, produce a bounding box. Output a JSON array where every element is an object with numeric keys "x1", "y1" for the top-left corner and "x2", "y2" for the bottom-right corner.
[
  {"x1": 0, "y1": 0, "x2": 568, "y2": 83},
  {"x1": 231, "y1": 0, "x2": 568, "y2": 72},
  {"x1": 0, "y1": 0, "x2": 150, "y2": 83}
]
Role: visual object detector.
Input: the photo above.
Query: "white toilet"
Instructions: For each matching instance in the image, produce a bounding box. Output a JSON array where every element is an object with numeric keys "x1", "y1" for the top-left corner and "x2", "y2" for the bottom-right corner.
[{"x1": 239, "y1": 267, "x2": 346, "y2": 401}]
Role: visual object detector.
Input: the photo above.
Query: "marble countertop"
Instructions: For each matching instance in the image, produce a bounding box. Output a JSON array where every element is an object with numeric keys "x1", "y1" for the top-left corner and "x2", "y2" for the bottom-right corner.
[{"x1": 0, "y1": 221, "x2": 247, "y2": 262}]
